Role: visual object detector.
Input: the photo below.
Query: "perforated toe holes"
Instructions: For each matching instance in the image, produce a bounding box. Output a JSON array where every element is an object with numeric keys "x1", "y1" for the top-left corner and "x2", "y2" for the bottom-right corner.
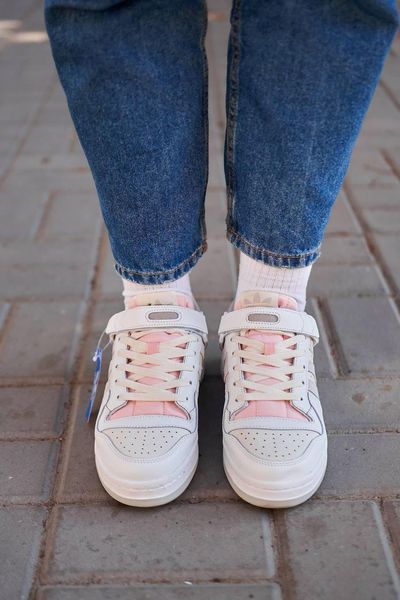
[
  {"x1": 104, "y1": 427, "x2": 187, "y2": 457},
  {"x1": 232, "y1": 428, "x2": 319, "y2": 460}
]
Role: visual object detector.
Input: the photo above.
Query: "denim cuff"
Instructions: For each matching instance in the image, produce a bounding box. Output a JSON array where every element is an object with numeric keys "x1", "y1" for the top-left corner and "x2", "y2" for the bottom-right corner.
[
  {"x1": 114, "y1": 242, "x2": 207, "y2": 284},
  {"x1": 227, "y1": 228, "x2": 321, "y2": 268}
]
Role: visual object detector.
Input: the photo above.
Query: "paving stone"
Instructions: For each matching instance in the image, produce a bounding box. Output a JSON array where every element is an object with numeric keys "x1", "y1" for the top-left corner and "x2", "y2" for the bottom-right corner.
[
  {"x1": 308, "y1": 264, "x2": 385, "y2": 297},
  {"x1": 306, "y1": 301, "x2": 336, "y2": 378},
  {"x1": 363, "y1": 84, "x2": 400, "y2": 124},
  {"x1": 2, "y1": 168, "x2": 94, "y2": 195},
  {"x1": 0, "y1": 440, "x2": 59, "y2": 501},
  {"x1": 48, "y1": 503, "x2": 273, "y2": 584},
  {"x1": 38, "y1": 583, "x2": 282, "y2": 600},
  {"x1": 0, "y1": 190, "x2": 48, "y2": 239},
  {"x1": 320, "y1": 378, "x2": 400, "y2": 432},
  {"x1": 197, "y1": 300, "x2": 228, "y2": 376},
  {"x1": 0, "y1": 506, "x2": 46, "y2": 600},
  {"x1": 382, "y1": 500, "x2": 400, "y2": 568},
  {"x1": 371, "y1": 234, "x2": 400, "y2": 292},
  {"x1": 0, "y1": 385, "x2": 66, "y2": 439},
  {"x1": 14, "y1": 154, "x2": 88, "y2": 171},
  {"x1": 192, "y1": 238, "x2": 236, "y2": 301},
  {"x1": 318, "y1": 236, "x2": 372, "y2": 265},
  {"x1": 0, "y1": 302, "x2": 81, "y2": 380},
  {"x1": 0, "y1": 239, "x2": 98, "y2": 300},
  {"x1": 284, "y1": 500, "x2": 398, "y2": 599},
  {"x1": 78, "y1": 300, "x2": 123, "y2": 383},
  {"x1": 346, "y1": 181, "x2": 400, "y2": 208},
  {"x1": 361, "y1": 208, "x2": 400, "y2": 234},
  {"x1": 58, "y1": 386, "x2": 110, "y2": 503},
  {"x1": 319, "y1": 433, "x2": 400, "y2": 497},
  {"x1": 346, "y1": 151, "x2": 394, "y2": 187},
  {"x1": 325, "y1": 193, "x2": 361, "y2": 235},
  {"x1": 0, "y1": 302, "x2": 11, "y2": 331},
  {"x1": 182, "y1": 377, "x2": 235, "y2": 501},
  {"x1": 208, "y1": 149, "x2": 225, "y2": 188},
  {"x1": 204, "y1": 188, "x2": 227, "y2": 238},
  {"x1": 97, "y1": 249, "x2": 124, "y2": 299},
  {"x1": 39, "y1": 191, "x2": 101, "y2": 240},
  {"x1": 20, "y1": 124, "x2": 75, "y2": 155},
  {"x1": 326, "y1": 297, "x2": 400, "y2": 375},
  {"x1": 385, "y1": 147, "x2": 400, "y2": 177}
]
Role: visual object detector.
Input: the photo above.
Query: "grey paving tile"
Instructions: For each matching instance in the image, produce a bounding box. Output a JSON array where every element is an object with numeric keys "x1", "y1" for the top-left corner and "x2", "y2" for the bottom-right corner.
[
  {"x1": 0, "y1": 190, "x2": 48, "y2": 239},
  {"x1": 182, "y1": 377, "x2": 234, "y2": 502},
  {"x1": 346, "y1": 181, "x2": 400, "y2": 208},
  {"x1": 192, "y1": 238, "x2": 236, "y2": 301},
  {"x1": 20, "y1": 124, "x2": 75, "y2": 155},
  {"x1": 0, "y1": 385, "x2": 66, "y2": 438},
  {"x1": 39, "y1": 191, "x2": 101, "y2": 240},
  {"x1": 372, "y1": 234, "x2": 400, "y2": 292},
  {"x1": 346, "y1": 151, "x2": 394, "y2": 187},
  {"x1": 2, "y1": 169, "x2": 94, "y2": 195},
  {"x1": 326, "y1": 297, "x2": 400, "y2": 375},
  {"x1": 97, "y1": 250, "x2": 124, "y2": 299},
  {"x1": 385, "y1": 147, "x2": 400, "y2": 176},
  {"x1": 319, "y1": 433, "x2": 400, "y2": 498},
  {"x1": 14, "y1": 154, "x2": 88, "y2": 171},
  {"x1": 197, "y1": 300, "x2": 228, "y2": 376},
  {"x1": 48, "y1": 503, "x2": 273, "y2": 584},
  {"x1": 361, "y1": 208, "x2": 400, "y2": 234},
  {"x1": 204, "y1": 188, "x2": 227, "y2": 238},
  {"x1": 0, "y1": 239, "x2": 98, "y2": 300},
  {"x1": 308, "y1": 265, "x2": 385, "y2": 297},
  {"x1": 0, "y1": 440, "x2": 59, "y2": 502},
  {"x1": 58, "y1": 386, "x2": 109, "y2": 503},
  {"x1": 382, "y1": 500, "x2": 400, "y2": 570},
  {"x1": 306, "y1": 300, "x2": 337, "y2": 378},
  {"x1": 0, "y1": 302, "x2": 81, "y2": 380},
  {"x1": 38, "y1": 583, "x2": 282, "y2": 600},
  {"x1": 208, "y1": 151, "x2": 225, "y2": 188},
  {"x1": 318, "y1": 236, "x2": 372, "y2": 265},
  {"x1": 0, "y1": 506, "x2": 46, "y2": 600},
  {"x1": 325, "y1": 193, "x2": 361, "y2": 235},
  {"x1": 320, "y1": 378, "x2": 400, "y2": 432},
  {"x1": 78, "y1": 300, "x2": 123, "y2": 383},
  {"x1": 285, "y1": 500, "x2": 398, "y2": 600}
]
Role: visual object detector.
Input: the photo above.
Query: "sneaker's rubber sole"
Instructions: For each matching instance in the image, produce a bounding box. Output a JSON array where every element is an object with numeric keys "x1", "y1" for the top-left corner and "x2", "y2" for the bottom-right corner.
[
  {"x1": 95, "y1": 444, "x2": 198, "y2": 508},
  {"x1": 224, "y1": 448, "x2": 328, "y2": 509}
]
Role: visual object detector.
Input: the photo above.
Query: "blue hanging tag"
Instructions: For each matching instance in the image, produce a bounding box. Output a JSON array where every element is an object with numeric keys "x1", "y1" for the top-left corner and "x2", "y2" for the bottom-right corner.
[{"x1": 85, "y1": 331, "x2": 110, "y2": 422}]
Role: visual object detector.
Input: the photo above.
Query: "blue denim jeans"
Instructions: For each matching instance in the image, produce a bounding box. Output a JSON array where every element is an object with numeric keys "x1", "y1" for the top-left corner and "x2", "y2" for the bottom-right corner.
[{"x1": 45, "y1": 0, "x2": 398, "y2": 282}]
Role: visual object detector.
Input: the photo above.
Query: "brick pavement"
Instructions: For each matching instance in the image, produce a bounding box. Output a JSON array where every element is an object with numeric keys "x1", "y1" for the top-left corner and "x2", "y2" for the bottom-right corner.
[{"x1": 1, "y1": 1, "x2": 400, "y2": 599}]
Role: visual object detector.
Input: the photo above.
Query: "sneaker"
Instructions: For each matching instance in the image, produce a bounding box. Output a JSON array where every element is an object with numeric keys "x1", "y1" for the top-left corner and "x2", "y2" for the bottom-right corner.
[
  {"x1": 93, "y1": 291, "x2": 207, "y2": 507},
  {"x1": 218, "y1": 290, "x2": 327, "y2": 508}
]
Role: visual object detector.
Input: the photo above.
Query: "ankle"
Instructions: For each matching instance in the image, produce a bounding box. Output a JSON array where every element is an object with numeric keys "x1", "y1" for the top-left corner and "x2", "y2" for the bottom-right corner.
[
  {"x1": 122, "y1": 273, "x2": 194, "y2": 309},
  {"x1": 235, "y1": 253, "x2": 312, "y2": 311}
]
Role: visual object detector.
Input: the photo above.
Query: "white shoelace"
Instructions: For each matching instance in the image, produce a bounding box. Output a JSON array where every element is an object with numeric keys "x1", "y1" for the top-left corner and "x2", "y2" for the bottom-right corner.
[
  {"x1": 114, "y1": 329, "x2": 198, "y2": 403},
  {"x1": 233, "y1": 332, "x2": 305, "y2": 403}
]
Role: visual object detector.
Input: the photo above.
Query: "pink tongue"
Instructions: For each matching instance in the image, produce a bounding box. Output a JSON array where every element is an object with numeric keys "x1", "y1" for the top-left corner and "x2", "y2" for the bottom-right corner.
[
  {"x1": 110, "y1": 331, "x2": 186, "y2": 420},
  {"x1": 234, "y1": 291, "x2": 306, "y2": 421}
]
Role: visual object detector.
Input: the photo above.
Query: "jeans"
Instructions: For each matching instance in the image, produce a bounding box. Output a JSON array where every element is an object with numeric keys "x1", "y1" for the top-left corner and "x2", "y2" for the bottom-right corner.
[{"x1": 45, "y1": 0, "x2": 398, "y2": 283}]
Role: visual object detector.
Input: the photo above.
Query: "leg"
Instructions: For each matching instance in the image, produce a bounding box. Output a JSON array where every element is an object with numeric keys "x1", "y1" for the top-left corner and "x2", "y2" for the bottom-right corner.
[
  {"x1": 220, "y1": 0, "x2": 398, "y2": 508},
  {"x1": 45, "y1": 0, "x2": 208, "y2": 283},
  {"x1": 45, "y1": 0, "x2": 209, "y2": 506},
  {"x1": 226, "y1": 0, "x2": 398, "y2": 266}
]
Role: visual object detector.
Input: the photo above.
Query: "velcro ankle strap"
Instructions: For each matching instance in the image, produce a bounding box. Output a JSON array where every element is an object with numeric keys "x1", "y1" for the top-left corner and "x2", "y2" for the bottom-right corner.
[
  {"x1": 218, "y1": 307, "x2": 319, "y2": 344},
  {"x1": 106, "y1": 305, "x2": 208, "y2": 338}
]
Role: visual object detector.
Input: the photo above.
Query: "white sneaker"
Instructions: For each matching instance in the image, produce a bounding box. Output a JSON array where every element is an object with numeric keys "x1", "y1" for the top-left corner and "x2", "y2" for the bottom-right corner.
[
  {"x1": 218, "y1": 291, "x2": 327, "y2": 508},
  {"x1": 92, "y1": 292, "x2": 207, "y2": 507}
]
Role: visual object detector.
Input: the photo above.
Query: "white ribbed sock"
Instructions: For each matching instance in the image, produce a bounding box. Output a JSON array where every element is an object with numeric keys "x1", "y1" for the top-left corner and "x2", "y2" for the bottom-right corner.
[
  {"x1": 235, "y1": 253, "x2": 312, "y2": 311},
  {"x1": 122, "y1": 273, "x2": 193, "y2": 309}
]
